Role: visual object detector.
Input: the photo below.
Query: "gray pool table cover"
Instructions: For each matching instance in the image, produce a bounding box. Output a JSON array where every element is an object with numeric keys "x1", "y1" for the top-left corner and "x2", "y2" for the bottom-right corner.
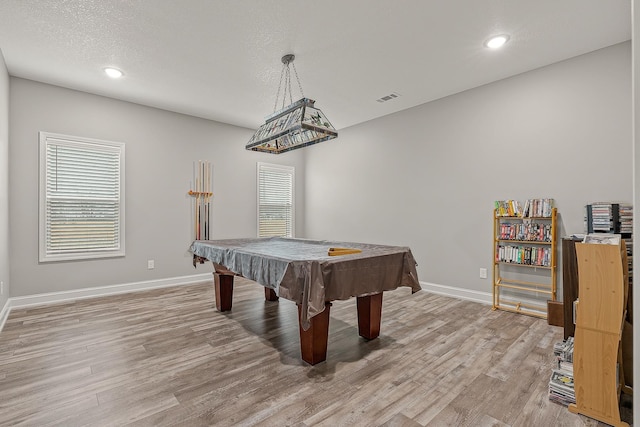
[{"x1": 190, "y1": 237, "x2": 421, "y2": 329}]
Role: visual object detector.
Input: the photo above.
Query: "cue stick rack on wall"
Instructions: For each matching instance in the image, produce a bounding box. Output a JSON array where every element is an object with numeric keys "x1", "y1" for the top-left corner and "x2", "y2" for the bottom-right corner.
[{"x1": 188, "y1": 160, "x2": 213, "y2": 240}]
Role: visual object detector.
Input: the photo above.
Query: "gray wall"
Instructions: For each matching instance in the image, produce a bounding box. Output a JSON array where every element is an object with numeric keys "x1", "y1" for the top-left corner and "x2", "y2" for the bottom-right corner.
[
  {"x1": 304, "y1": 42, "x2": 632, "y2": 297},
  {"x1": 0, "y1": 50, "x2": 8, "y2": 309},
  {"x1": 9, "y1": 78, "x2": 305, "y2": 297},
  {"x1": 5, "y1": 42, "x2": 634, "y2": 303}
]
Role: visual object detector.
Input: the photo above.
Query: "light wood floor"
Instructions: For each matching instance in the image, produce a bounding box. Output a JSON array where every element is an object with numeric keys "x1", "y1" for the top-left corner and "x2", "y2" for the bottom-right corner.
[{"x1": 0, "y1": 278, "x2": 632, "y2": 426}]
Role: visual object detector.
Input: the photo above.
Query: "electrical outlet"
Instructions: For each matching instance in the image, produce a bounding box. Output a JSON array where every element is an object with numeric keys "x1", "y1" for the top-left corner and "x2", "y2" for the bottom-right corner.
[
  {"x1": 147, "y1": 260, "x2": 155, "y2": 270},
  {"x1": 479, "y1": 268, "x2": 488, "y2": 279}
]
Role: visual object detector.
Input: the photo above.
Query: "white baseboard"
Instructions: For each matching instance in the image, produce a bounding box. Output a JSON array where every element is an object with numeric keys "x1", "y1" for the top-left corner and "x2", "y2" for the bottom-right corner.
[
  {"x1": 8, "y1": 273, "x2": 213, "y2": 310},
  {"x1": 0, "y1": 298, "x2": 10, "y2": 333},
  {"x1": 0, "y1": 277, "x2": 491, "y2": 334},
  {"x1": 419, "y1": 281, "x2": 493, "y2": 306}
]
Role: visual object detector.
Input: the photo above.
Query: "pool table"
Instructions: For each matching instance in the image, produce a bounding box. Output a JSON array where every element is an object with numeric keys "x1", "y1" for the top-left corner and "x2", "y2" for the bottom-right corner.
[{"x1": 190, "y1": 237, "x2": 420, "y2": 365}]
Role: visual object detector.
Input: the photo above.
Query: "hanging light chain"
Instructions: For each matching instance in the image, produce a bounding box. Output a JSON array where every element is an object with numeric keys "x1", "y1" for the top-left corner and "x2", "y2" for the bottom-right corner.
[
  {"x1": 291, "y1": 61, "x2": 304, "y2": 99},
  {"x1": 273, "y1": 63, "x2": 286, "y2": 113},
  {"x1": 283, "y1": 63, "x2": 292, "y2": 110},
  {"x1": 273, "y1": 54, "x2": 305, "y2": 113}
]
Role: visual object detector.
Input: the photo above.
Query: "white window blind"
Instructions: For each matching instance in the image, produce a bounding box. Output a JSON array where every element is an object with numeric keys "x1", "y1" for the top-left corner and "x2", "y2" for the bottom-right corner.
[
  {"x1": 39, "y1": 132, "x2": 125, "y2": 262},
  {"x1": 257, "y1": 162, "x2": 294, "y2": 238}
]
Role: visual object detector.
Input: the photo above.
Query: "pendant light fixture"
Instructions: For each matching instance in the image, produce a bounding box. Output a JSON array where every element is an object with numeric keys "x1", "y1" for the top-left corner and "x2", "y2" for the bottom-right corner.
[{"x1": 246, "y1": 54, "x2": 338, "y2": 154}]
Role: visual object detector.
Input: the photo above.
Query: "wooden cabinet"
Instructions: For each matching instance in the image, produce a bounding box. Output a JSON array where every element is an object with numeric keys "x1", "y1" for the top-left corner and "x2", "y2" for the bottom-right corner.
[
  {"x1": 492, "y1": 208, "x2": 557, "y2": 319},
  {"x1": 568, "y1": 240, "x2": 630, "y2": 426}
]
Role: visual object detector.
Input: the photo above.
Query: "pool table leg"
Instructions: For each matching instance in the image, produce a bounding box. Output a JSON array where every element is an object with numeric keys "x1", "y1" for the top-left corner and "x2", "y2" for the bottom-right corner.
[
  {"x1": 357, "y1": 292, "x2": 383, "y2": 340},
  {"x1": 213, "y1": 273, "x2": 234, "y2": 312},
  {"x1": 264, "y1": 287, "x2": 279, "y2": 301},
  {"x1": 298, "y1": 302, "x2": 332, "y2": 365}
]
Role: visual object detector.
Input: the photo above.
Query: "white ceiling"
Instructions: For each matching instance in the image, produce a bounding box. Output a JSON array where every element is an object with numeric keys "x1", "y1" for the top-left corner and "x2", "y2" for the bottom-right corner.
[{"x1": 0, "y1": 1, "x2": 631, "y2": 131}]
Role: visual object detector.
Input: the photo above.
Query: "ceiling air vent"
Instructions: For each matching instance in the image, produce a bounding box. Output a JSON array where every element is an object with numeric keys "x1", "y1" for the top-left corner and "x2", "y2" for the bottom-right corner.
[{"x1": 376, "y1": 92, "x2": 400, "y2": 103}]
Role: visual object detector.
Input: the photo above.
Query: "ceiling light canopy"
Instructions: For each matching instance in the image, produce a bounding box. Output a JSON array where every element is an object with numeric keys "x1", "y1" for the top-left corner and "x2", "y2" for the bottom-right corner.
[
  {"x1": 104, "y1": 67, "x2": 123, "y2": 78},
  {"x1": 246, "y1": 54, "x2": 337, "y2": 154},
  {"x1": 485, "y1": 34, "x2": 510, "y2": 49}
]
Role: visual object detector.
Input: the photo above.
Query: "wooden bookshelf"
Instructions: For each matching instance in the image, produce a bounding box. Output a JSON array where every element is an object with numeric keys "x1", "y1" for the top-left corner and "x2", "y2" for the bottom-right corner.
[
  {"x1": 492, "y1": 201, "x2": 557, "y2": 319},
  {"x1": 568, "y1": 240, "x2": 631, "y2": 427}
]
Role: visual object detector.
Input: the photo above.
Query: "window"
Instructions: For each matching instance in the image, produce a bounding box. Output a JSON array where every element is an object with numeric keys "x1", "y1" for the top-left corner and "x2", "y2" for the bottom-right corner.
[
  {"x1": 257, "y1": 162, "x2": 294, "y2": 238},
  {"x1": 39, "y1": 132, "x2": 125, "y2": 262}
]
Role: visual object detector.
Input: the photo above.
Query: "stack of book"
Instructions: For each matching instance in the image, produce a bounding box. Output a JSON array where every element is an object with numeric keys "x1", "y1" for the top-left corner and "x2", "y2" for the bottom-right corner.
[
  {"x1": 498, "y1": 223, "x2": 552, "y2": 242},
  {"x1": 495, "y1": 199, "x2": 555, "y2": 217},
  {"x1": 625, "y1": 238, "x2": 633, "y2": 286},
  {"x1": 584, "y1": 202, "x2": 634, "y2": 235},
  {"x1": 496, "y1": 245, "x2": 551, "y2": 266},
  {"x1": 619, "y1": 204, "x2": 634, "y2": 286},
  {"x1": 588, "y1": 203, "x2": 615, "y2": 231},
  {"x1": 522, "y1": 198, "x2": 554, "y2": 218},
  {"x1": 619, "y1": 204, "x2": 633, "y2": 234},
  {"x1": 549, "y1": 337, "x2": 575, "y2": 406},
  {"x1": 494, "y1": 200, "x2": 522, "y2": 217},
  {"x1": 583, "y1": 202, "x2": 633, "y2": 286}
]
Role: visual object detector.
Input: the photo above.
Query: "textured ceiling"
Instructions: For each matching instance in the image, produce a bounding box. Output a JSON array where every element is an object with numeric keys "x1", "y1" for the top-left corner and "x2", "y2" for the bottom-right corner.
[{"x1": 0, "y1": 1, "x2": 631, "y2": 130}]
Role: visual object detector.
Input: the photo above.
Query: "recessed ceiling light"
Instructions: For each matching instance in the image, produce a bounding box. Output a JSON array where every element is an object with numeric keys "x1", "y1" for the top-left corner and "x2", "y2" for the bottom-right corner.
[
  {"x1": 104, "y1": 67, "x2": 124, "y2": 78},
  {"x1": 484, "y1": 35, "x2": 510, "y2": 49}
]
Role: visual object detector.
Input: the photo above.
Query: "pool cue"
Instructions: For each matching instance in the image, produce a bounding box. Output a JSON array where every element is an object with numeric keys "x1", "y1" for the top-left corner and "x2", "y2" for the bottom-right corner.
[
  {"x1": 193, "y1": 162, "x2": 198, "y2": 240},
  {"x1": 208, "y1": 161, "x2": 212, "y2": 239},
  {"x1": 191, "y1": 160, "x2": 212, "y2": 240},
  {"x1": 204, "y1": 161, "x2": 206, "y2": 239},
  {"x1": 194, "y1": 161, "x2": 200, "y2": 240},
  {"x1": 206, "y1": 198, "x2": 211, "y2": 239},
  {"x1": 204, "y1": 170, "x2": 206, "y2": 240},
  {"x1": 205, "y1": 161, "x2": 211, "y2": 239},
  {"x1": 191, "y1": 187, "x2": 197, "y2": 240},
  {"x1": 201, "y1": 160, "x2": 204, "y2": 239},
  {"x1": 196, "y1": 160, "x2": 201, "y2": 240}
]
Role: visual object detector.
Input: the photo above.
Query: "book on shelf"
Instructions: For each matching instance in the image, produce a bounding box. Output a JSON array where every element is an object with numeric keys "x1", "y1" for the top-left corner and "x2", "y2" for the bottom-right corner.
[
  {"x1": 494, "y1": 200, "x2": 522, "y2": 217},
  {"x1": 523, "y1": 198, "x2": 554, "y2": 217},
  {"x1": 584, "y1": 202, "x2": 633, "y2": 236},
  {"x1": 495, "y1": 199, "x2": 554, "y2": 217},
  {"x1": 498, "y1": 223, "x2": 552, "y2": 242},
  {"x1": 583, "y1": 202, "x2": 633, "y2": 288},
  {"x1": 619, "y1": 203, "x2": 633, "y2": 234},
  {"x1": 496, "y1": 244, "x2": 551, "y2": 267},
  {"x1": 624, "y1": 237, "x2": 633, "y2": 284}
]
